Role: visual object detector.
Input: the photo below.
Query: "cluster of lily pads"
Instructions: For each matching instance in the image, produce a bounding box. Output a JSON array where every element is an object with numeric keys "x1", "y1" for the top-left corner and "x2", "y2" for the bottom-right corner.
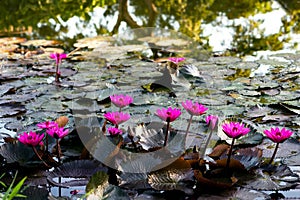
[
  {"x1": 0, "y1": 53, "x2": 297, "y2": 199},
  {"x1": 16, "y1": 90, "x2": 296, "y2": 198},
  {"x1": 102, "y1": 93, "x2": 294, "y2": 167}
]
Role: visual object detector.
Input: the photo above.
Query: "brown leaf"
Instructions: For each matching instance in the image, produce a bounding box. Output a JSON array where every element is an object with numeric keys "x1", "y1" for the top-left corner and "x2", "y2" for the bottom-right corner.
[
  {"x1": 194, "y1": 170, "x2": 236, "y2": 190},
  {"x1": 208, "y1": 144, "x2": 230, "y2": 159},
  {"x1": 214, "y1": 158, "x2": 245, "y2": 171},
  {"x1": 55, "y1": 116, "x2": 69, "y2": 127},
  {"x1": 236, "y1": 147, "x2": 263, "y2": 158},
  {"x1": 4, "y1": 137, "x2": 18, "y2": 144}
]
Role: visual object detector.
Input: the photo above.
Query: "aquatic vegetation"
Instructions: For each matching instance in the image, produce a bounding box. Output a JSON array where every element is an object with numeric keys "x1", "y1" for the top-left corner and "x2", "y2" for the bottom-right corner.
[
  {"x1": 181, "y1": 99, "x2": 208, "y2": 116},
  {"x1": 155, "y1": 107, "x2": 181, "y2": 122},
  {"x1": 264, "y1": 127, "x2": 293, "y2": 164},
  {"x1": 104, "y1": 111, "x2": 131, "y2": 126},
  {"x1": 107, "y1": 127, "x2": 123, "y2": 136},
  {"x1": 156, "y1": 107, "x2": 181, "y2": 146},
  {"x1": 0, "y1": 32, "x2": 299, "y2": 199},
  {"x1": 110, "y1": 94, "x2": 133, "y2": 111},
  {"x1": 50, "y1": 52, "x2": 67, "y2": 83},
  {"x1": 168, "y1": 57, "x2": 185, "y2": 65},
  {"x1": 205, "y1": 115, "x2": 218, "y2": 130},
  {"x1": 18, "y1": 131, "x2": 44, "y2": 147},
  {"x1": 222, "y1": 122, "x2": 250, "y2": 169}
]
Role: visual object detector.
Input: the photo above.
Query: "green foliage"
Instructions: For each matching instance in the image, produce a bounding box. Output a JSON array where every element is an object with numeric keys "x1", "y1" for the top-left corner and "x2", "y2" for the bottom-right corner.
[
  {"x1": 1, "y1": 172, "x2": 27, "y2": 200},
  {"x1": 0, "y1": 0, "x2": 299, "y2": 55}
]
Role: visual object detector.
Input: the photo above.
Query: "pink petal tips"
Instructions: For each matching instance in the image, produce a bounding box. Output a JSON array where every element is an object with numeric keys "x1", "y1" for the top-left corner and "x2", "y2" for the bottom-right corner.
[
  {"x1": 263, "y1": 127, "x2": 293, "y2": 143},
  {"x1": 182, "y1": 100, "x2": 208, "y2": 116},
  {"x1": 156, "y1": 107, "x2": 181, "y2": 122},
  {"x1": 110, "y1": 94, "x2": 133, "y2": 108},
  {"x1": 222, "y1": 122, "x2": 250, "y2": 139}
]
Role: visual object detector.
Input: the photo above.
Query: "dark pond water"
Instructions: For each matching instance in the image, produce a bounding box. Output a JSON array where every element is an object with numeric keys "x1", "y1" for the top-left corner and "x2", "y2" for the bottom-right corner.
[
  {"x1": 1, "y1": 0, "x2": 300, "y2": 56},
  {"x1": 0, "y1": 1, "x2": 300, "y2": 200}
]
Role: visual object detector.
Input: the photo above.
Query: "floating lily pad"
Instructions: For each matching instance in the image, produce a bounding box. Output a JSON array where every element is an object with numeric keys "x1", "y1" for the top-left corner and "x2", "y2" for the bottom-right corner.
[
  {"x1": 47, "y1": 160, "x2": 107, "y2": 187},
  {"x1": 148, "y1": 169, "x2": 194, "y2": 195}
]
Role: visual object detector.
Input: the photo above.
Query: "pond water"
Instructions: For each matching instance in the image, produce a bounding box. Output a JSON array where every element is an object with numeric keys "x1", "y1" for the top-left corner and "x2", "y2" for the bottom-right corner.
[{"x1": 0, "y1": 1, "x2": 300, "y2": 200}]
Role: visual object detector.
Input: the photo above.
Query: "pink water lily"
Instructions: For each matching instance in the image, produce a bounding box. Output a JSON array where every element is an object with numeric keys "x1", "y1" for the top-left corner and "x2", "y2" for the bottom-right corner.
[
  {"x1": 222, "y1": 121, "x2": 250, "y2": 170},
  {"x1": 264, "y1": 127, "x2": 293, "y2": 143},
  {"x1": 50, "y1": 53, "x2": 67, "y2": 65},
  {"x1": 110, "y1": 94, "x2": 133, "y2": 108},
  {"x1": 37, "y1": 121, "x2": 57, "y2": 129},
  {"x1": 264, "y1": 127, "x2": 293, "y2": 164},
  {"x1": 104, "y1": 112, "x2": 130, "y2": 125},
  {"x1": 18, "y1": 131, "x2": 44, "y2": 147},
  {"x1": 50, "y1": 52, "x2": 67, "y2": 83},
  {"x1": 156, "y1": 107, "x2": 181, "y2": 147},
  {"x1": 182, "y1": 100, "x2": 208, "y2": 116},
  {"x1": 156, "y1": 107, "x2": 181, "y2": 122},
  {"x1": 222, "y1": 122, "x2": 250, "y2": 139},
  {"x1": 46, "y1": 123, "x2": 69, "y2": 139},
  {"x1": 107, "y1": 127, "x2": 123, "y2": 136},
  {"x1": 205, "y1": 115, "x2": 218, "y2": 130},
  {"x1": 168, "y1": 57, "x2": 185, "y2": 65}
]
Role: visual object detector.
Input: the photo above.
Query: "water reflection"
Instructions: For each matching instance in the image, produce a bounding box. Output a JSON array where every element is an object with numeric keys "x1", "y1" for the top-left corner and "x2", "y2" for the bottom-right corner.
[{"x1": 0, "y1": 0, "x2": 299, "y2": 56}]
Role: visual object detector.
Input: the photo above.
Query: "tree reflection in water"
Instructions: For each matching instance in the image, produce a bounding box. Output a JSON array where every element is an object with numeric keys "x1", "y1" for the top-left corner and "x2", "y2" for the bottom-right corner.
[{"x1": 0, "y1": 0, "x2": 299, "y2": 56}]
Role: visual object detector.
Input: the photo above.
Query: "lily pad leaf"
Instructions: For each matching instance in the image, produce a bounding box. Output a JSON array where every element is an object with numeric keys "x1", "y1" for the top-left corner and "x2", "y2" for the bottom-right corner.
[
  {"x1": 148, "y1": 169, "x2": 194, "y2": 195},
  {"x1": 118, "y1": 172, "x2": 151, "y2": 190},
  {"x1": 0, "y1": 142, "x2": 34, "y2": 164},
  {"x1": 48, "y1": 160, "x2": 107, "y2": 187}
]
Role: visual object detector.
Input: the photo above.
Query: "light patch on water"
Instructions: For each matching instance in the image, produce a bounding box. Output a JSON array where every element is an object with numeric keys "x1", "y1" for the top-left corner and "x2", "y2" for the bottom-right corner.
[{"x1": 250, "y1": 64, "x2": 271, "y2": 77}]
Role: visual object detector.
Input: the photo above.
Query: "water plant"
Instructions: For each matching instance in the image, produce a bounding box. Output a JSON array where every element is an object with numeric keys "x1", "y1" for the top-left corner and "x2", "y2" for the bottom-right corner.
[
  {"x1": 18, "y1": 131, "x2": 49, "y2": 167},
  {"x1": 221, "y1": 122, "x2": 250, "y2": 170},
  {"x1": 110, "y1": 94, "x2": 133, "y2": 112},
  {"x1": 0, "y1": 172, "x2": 27, "y2": 200},
  {"x1": 200, "y1": 115, "x2": 218, "y2": 158},
  {"x1": 104, "y1": 112, "x2": 131, "y2": 128},
  {"x1": 264, "y1": 127, "x2": 293, "y2": 164},
  {"x1": 46, "y1": 122, "x2": 69, "y2": 162},
  {"x1": 155, "y1": 107, "x2": 181, "y2": 146},
  {"x1": 182, "y1": 99, "x2": 208, "y2": 137},
  {"x1": 50, "y1": 52, "x2": 67, "y2": 83}
]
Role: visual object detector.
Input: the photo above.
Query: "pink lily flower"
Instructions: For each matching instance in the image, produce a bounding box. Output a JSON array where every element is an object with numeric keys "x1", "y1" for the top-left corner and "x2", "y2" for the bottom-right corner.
[
  {"x1": 18, "y1": 131, "x2": 44, "y2": 147},
  {"x1": 222, "y1": 122, "x2": 250, "y2": 139},
  {"x1": 46, "y1": 123, "x2": 69, "y2": 139},
  {"x1": 37, "y1": 121, "x2": 57, "y2": 129},
  {"x1": 182, "y1": 100, "x2": 208, "y2": 116},
  {"x1": 205, "y1": 115, "x2": 218, "y2": 130},
  {"x1": 50, "y1": 53, "x2": 67, "y2": 65},
  {"x1": 104, "y1": 112, "x2": 130, "y2": 125},
  {"x1": 264, "y1": 127, "x2": 293, "y2": 143},
  {"x1": 168, "y1": 57, "x2": 185, "y2": 65},
  {"x1": 107, "y1": 127, "x2": 123, "y2": 136},
  {"x1": 156, "y1": 107, "x2": 181, "y2": 122},
  {"x1": 110, "y1": 94, "x2": 133, "y2": 108}
]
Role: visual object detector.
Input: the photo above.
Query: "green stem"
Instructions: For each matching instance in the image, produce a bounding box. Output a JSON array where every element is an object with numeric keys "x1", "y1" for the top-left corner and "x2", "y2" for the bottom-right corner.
[
  {"x1": 32, "y1": 146, "x2": 50, "y2": 168},
  {"x1": 184, "y1": 115, "x2": 193, "y2": 150},
  {"x1": 56, "y1": 139, "x2": 61, "y2": 163},
  {"x1": 185, "y1": 115, "x2": 193, "y2": 135},
  {"x1": 45, "y1": 133, "x2": 49, "y2": 152},
  {"x1": 226, "y1": 138, "x2": 235, "y2": 170},
  {"x1": 163, "y1": 118, "x2": 171, "y2": 147},
  {"x1": 269, "y1": 142, "x2": 279, "y2": 164},
  {"x1": 55, "y1": 63, "x2": 59, "y2": 82},
  {"x1": 200, "y1": 128, "x2": 213, "y2": 158}
]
